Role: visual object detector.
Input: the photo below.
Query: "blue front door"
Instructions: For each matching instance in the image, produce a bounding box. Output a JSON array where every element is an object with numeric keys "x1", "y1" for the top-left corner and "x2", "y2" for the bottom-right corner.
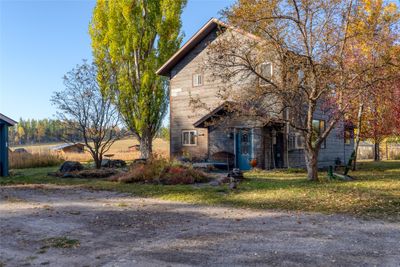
[{"x1": 236, "y1": 129, "x2": 252, "y2": 170}]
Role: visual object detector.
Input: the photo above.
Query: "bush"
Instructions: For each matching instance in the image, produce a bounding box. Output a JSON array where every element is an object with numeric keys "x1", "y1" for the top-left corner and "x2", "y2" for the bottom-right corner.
[
  {"x1": 109, "y1": 156, "x2": 210, "y2": 185},
  {"x1": 10, "y1": 152, "x2": 64, "y2": 169},
  {"x1": 160, "y1": 166, "x2": 210, "y2": 185}
]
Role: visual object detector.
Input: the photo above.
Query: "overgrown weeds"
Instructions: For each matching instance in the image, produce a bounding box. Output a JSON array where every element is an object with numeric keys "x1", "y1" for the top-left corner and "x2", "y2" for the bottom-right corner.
[
  {"x1": 10, "y1": 152, "x2": 64, "y2": 169},
  {"x1": 109, "y1": 156, "x2": 210, "y2": 185}
]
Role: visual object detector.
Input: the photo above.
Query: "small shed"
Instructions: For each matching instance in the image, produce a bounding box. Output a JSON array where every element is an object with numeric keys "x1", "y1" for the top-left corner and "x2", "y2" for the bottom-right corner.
[
  {"x1": 51, "y1": 143, "x2": 85, "y2": 153},
  {"x1": 0, "y1": 113, "x2": 17, "y2": 176}
]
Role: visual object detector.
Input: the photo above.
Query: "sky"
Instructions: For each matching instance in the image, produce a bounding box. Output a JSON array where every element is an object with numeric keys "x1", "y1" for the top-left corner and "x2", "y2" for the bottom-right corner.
[{"x1": 0, "y1": 0, "x2": 235, "y2": 121}]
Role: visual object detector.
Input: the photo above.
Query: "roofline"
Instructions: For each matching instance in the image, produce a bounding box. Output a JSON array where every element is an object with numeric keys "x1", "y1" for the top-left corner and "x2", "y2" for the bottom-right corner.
[
  {"x1": 156, "y1": 18, "x2": 262, "y2": 77},
  {"x1": 156, "y1": 18, "x2": 221, "y2": 76},
  {"x1": 0, "y1": 113, "x2": 17, "y2": 126},
  {"x1": 193, "y1": 101, "x2": 234, "y2": 128}
]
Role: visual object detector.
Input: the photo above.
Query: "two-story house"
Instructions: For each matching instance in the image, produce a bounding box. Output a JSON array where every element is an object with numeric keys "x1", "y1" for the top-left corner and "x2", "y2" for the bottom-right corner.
[{"x1": 157, "y1": 18, "x2": 353, "y2": 170}]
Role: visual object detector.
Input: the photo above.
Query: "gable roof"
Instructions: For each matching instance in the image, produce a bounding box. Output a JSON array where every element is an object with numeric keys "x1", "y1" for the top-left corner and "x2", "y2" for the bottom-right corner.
[
  {"x1": 0, "y1": 113, "x2": 17, "y2": 126},
  {"x1": 156, "y1": 18, "x2": 223, "y2": 76},
  {"x1": 193, "y1": 101, "x2": 234, "y2": 128},
  {"x1": 156, "y1": 18, "x2": 261, "y2": 77}
]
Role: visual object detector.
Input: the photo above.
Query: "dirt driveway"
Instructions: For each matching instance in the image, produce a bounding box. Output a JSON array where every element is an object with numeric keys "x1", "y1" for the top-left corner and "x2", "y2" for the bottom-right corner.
[{"x1": 1, "y1": 185, "x2": 399, "y2": 267}]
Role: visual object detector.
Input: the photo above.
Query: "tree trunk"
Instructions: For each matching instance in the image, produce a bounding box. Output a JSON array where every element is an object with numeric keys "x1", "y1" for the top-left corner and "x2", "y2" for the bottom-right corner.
[
  {"x1": 385, "y1": 142, "x2": 388, "y2": 160},
  {"x1": 94, "y1": 154, "x2": 102, "y2": 169},
  {"x1": 139, "y1": 131, "x2": 153, "y2": 159},
  {"x1": 374, "y1": 140, "x2": 380, "y2": 161},
  {"x1": 305, "y1": 149, "x2": 319, "y2": 181},
  {"x1": 352, "y1": 102, "x2": 364, "y2": 171}
]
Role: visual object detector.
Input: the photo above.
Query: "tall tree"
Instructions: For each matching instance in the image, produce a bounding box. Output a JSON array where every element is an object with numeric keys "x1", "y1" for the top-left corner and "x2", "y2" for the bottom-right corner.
[
  {"x1": 345, "y1": 0, "x2": 400, "y2": 167},
  {"x1": 51, "y1": 61, "x2": 121, "y2": 169},
  {"x1": 89, "y1": 0, "x2": 186, "y2": 159},
  {"x1": 202, "y1": 0, "x2": 399, "y2": 181}
]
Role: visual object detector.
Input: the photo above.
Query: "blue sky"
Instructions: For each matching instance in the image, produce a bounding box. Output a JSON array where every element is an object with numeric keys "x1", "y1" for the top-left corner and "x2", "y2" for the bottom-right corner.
[{"x1": 0, "y1": 0, "x2": 235, "y2": 121}]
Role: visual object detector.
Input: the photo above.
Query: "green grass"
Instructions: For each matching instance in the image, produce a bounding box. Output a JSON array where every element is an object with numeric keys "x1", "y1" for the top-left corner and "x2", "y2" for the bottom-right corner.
[{"x1": 2, "y1": 161, "x2": 400, "y2": 220}]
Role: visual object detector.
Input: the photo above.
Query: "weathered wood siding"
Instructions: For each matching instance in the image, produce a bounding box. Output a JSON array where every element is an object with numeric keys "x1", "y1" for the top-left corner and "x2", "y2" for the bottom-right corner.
[
  {"x1": 169, "y1": 30, "x2": 222, "y2": 159},
  {"x1": 168, "y1": 26, "x2": 354, "y2": 169},
  {"x1": 287, "y1": 118, "x2": 354, "y2": 169}
]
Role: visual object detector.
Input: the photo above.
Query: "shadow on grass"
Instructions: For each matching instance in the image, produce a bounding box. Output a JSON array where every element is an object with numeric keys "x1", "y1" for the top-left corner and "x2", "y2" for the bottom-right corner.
[{"x1": 2, "y1": 162, "x2": 400, "y2": 220}]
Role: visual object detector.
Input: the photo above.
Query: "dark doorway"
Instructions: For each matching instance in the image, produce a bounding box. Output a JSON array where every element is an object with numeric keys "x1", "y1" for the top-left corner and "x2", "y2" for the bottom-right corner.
[{"x1": 274, "y1": 132, "x2": 284, "y2": 168}]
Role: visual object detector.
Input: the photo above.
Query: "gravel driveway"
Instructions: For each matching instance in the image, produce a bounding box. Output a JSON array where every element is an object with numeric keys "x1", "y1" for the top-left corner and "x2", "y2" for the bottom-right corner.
[{"x1": 1, "y1": 185, "x2": 399, "y2": 267}]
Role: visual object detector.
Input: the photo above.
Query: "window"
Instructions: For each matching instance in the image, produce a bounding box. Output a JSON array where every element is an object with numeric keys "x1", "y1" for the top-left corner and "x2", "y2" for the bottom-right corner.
[
  {"x1": 240, "y1": 130, "x2": 250, "y2": 155},
  {"x1": 288, "y1": 134, "x2": 296, "y2": 150},
  {"x1": 296, "y1": 134, "x2": 305, "y2": 149},
  {"x1": 192, "y1": 74, "x2": 203, "y2": 87},
  {"x1": 260, "y1": 62, "x2": 273, "y2": 85},
  {"x1": 288, "y1": 133, "x2": 305, "y2": 150},
  {"x1": 312, "y1": 119, "x2": 326, "y2": 148},
  {"x1": 182, "y1": 130, "x2": 197, "y2": 146},
  {"x1": 344, "y1": 128, "x2": 353, "y2": 145}
]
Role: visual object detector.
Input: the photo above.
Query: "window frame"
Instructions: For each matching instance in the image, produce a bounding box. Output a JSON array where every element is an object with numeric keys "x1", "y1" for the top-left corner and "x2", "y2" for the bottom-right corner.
[
  {"x1": 192, "y1": 73, "x2": 203, "y2": 87},
  {"x1": 344, "y1": 128, "x2": 353, "y2": 145},
  {"x1": 288, "y1": 132, "x2": 305, "y2": 150},
  {"x1": 312, "y1": 119, "x2": 326, "y2": 149},
  {"x1": 182, "y1": 130, "x2": 197, "y2": 146}
]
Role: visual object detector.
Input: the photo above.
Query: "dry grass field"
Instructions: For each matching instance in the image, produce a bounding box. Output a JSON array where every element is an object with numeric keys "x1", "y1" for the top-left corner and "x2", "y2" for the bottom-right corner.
[{"x1": 10, "y1": 138, "x2": 169, "y2": 163}]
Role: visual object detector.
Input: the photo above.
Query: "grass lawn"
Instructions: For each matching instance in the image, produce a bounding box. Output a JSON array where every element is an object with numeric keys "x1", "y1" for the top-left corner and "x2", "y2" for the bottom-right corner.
[{"x1": 2, "y1": 161, "x2": 399, "y2": 220}]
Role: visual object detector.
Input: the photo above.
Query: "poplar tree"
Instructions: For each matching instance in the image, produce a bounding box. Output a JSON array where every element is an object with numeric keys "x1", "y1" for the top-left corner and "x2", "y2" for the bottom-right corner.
[{"x1": 89, "y1": 0, "x2": 186, "y2": 158}]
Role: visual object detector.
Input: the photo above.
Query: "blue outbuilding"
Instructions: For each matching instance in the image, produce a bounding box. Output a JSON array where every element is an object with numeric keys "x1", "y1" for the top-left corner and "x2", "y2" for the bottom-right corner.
[{"x1": 0, "y1": 113, "x2": 17, "y2": 177}]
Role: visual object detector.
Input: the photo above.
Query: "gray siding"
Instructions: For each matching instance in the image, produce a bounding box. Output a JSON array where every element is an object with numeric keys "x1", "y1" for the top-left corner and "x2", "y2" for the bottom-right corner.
[
  {"x1": 169, "y1": 30, "x2": 222, "y2": 159},
  {"x1": 168, "y1": 26, "x2": 354, "y2": 169},
  {"x1": 288, "y1": 121, "x2": 354, "y2": 169}
]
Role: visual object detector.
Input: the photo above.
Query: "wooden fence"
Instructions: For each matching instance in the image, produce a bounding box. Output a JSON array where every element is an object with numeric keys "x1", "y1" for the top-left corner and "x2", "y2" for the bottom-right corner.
[{"x1": 358, "y1": 143, "x2": 400, "y2": 160}]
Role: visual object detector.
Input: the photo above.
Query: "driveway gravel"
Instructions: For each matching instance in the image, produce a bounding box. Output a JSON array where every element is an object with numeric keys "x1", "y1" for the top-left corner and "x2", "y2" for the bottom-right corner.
[{"x1": 1, "y1": 184, "x2": 399, "y2": 267}]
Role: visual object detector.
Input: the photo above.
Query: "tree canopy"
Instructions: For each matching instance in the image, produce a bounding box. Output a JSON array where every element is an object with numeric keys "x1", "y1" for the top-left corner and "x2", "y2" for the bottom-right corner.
[{"x1": 89, "y1": 0, "x2": 187, "y2": 158}]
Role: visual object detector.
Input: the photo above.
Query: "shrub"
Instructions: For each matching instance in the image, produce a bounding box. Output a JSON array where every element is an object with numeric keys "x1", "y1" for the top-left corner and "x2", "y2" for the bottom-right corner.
[
  {"x1": 109, "y1": 156, "x2": 210, "y2": 185},
  {"x1": 160, "y1": 167, "x2": 210, "y2": 185},
  {"x1": 10, "y1": 152, "x2": 64, "y2": 169}
]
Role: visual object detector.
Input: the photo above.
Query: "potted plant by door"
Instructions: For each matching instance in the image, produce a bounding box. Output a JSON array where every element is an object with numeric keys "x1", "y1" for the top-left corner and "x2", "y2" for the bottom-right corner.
[{"x1": 250, "y1": 159, "x2": 257, "y2": 169}]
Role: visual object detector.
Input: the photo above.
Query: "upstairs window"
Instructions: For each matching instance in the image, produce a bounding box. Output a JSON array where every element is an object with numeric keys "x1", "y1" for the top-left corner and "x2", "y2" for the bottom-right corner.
[
  {"x1": 192, "y1": 74, "x2": 203, "y2": 87},
  {"x1": 182, "y1": 130, "x2": 197, "y2": 146}
]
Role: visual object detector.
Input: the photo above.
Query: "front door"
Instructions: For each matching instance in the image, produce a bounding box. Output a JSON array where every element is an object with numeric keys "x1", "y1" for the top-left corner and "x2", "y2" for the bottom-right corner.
[{"x1": 236, "y1": 129, "x2": 252, "y2": 170}]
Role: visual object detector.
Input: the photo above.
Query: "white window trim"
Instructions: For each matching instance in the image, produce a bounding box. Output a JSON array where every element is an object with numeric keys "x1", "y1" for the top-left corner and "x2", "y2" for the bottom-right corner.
[
  {"x1": 192, "y1": 73, "x2": 203, "y2": 87},
  {"x1": 182, "y1": 130, "x2": 197, "y2": 146}
]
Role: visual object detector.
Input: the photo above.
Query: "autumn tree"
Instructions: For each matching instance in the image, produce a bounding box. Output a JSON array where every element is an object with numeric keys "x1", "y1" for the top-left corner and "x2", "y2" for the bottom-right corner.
[
  {"x1": 356, "y1": 77, "x2": 400, "y2": 161},
  {"x1": 51, "y1": 61, "x2": 121, "y2": 169},
  {"x1": 89, "y1": 0, "x2": 186, "y2": 159},
  {"x1": 345, "y1": 0, "x2": 400, "y2": 167},
  {"x1": 203, "y1": 0, "x2": 399, "y2": 181}
]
